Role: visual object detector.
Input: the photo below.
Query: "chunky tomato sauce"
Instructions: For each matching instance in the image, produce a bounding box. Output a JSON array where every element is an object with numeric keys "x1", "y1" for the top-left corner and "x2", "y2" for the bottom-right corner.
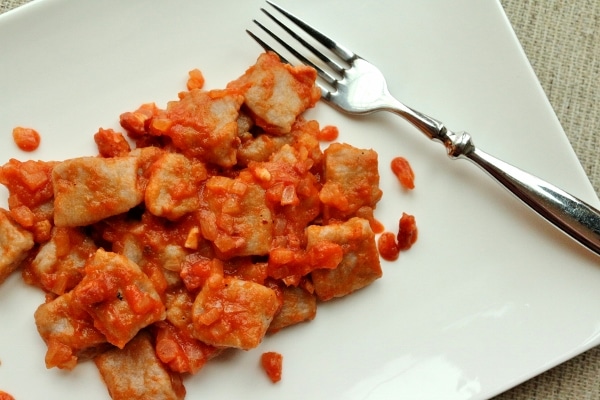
[
  {"x1": 0, "y1": 390, "x2": 15, "y2": 400},
  {"x1": 186, "y1": 68, "x2": 205, "y2": 91},
  {"x1": 0, "y1": 159, "x2": 56, "y2": 242},
  {"x1": 0, "y1": 52, "x2": 418, "y2": 398},
  {"x1": 391, "y1": 156, "x2": 415, "y2": 190},
  {"x1": 397, "y1": 212, "x2": 418, "y2": 250},
  {"x1": 377, "y1": 232, "x2": 399, "y2": 261},
  {"x1": 261, "y1": 351, "x2": 283, "y2": 383},
  {"x1": 317, "y1": 125, "x2": 339, "y2": 141},
  {"x1": 12, "y1": 126, "x2": 41, "y2": 152},
  {"x1": 377, "y1": 213, "x2": 418, "y2": 261}
]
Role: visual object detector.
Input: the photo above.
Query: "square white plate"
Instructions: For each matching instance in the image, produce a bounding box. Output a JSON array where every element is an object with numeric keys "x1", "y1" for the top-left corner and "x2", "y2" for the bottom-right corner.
[{"x1": 1, "y1": 1, "x2": 599, "y2": 399}]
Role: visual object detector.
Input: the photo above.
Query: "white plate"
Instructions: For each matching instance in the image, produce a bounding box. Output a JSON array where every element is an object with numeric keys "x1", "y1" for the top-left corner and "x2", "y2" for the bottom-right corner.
[{"x1": 1, "y1": 1, "x2": 599, "y2": 399}]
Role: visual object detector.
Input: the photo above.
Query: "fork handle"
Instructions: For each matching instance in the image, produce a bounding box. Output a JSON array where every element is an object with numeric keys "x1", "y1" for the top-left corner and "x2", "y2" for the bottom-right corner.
[
  {"x1": 467, "y1": 144, "x2": 600, "y2": 254},
  {"x1": 388, "y1": 102, "x2": 600, "y2": 255},
  {"x1": 441, "y1": 126, "x2": 600, "y2": 255}
]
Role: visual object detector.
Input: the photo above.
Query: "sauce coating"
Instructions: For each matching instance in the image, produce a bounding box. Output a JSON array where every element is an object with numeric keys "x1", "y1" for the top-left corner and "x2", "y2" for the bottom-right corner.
[{"x1": 0, "y1": 52, "x2": 419, "y2": 398}]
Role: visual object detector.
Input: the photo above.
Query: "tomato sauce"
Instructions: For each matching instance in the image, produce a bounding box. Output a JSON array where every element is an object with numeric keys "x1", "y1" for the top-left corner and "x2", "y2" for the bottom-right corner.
[
  {"x1": 0, "y1": 52, "x2": 421, "y2": 397},
  {"x1": 186, "y1": 68, "x2": 205, "y2": 91},
  {"x1": 377, "y1": 232, "x2": 399, "y2": 261},
  {"x1": 397, "y1": 212, "x2": 418, "y2": 250},
  {"x1": 0, "y1": 390, "x2": 15, "y2": 400},
  {"x1": 0, "y1": 159, "x2": 56, "y2": 242},
  {"x1": 93, "y1": 128, "x2": 131, "y2": 157},
  {"x1": 378, "y1": 213, "x2": 418, "y2": 260},
  {"x1": 317, "y1": 125, "x2": 339, "y2": 141},
  {"x1": 12, "y1": 126, "x2": 41, "y2": 152},
  {"x1": 391, "y1": 156, "x2": 415, "y2": 190},
  {"x1": 261, "y1": 352, "x2": 283, "y2": 383},
  {"x1": 154, "y1": 321, "x2": 218, "y2": 374}
]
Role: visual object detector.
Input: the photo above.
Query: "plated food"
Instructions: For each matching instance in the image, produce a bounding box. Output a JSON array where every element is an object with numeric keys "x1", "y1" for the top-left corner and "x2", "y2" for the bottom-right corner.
[
  {"x1": 0, "y1": 52, "x2": 415, "y2": 399},
  {"x1": 4, "y1": 2, "x2": 600, "y2": 399}
]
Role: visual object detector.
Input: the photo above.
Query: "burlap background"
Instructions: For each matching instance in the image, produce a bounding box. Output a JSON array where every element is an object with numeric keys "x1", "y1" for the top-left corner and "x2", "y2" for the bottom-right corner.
[
  {"x1": 495, "y1": 3, "x2": 600, "y2": 399},
  {"x1": 1, "y1": 0, "x2": 599, "y2": 398}
]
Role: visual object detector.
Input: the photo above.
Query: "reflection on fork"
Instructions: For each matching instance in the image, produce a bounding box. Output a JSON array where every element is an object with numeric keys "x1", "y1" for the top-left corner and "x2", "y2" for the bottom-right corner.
[{"x1": 247, "y1": 0, "x2": 600, "y2": 257}]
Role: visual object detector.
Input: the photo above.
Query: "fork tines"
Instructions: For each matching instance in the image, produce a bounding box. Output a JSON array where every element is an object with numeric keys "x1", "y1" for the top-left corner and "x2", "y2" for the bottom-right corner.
[{"x1": 248, "y1": 1, "x2": 356, "y2": 89}]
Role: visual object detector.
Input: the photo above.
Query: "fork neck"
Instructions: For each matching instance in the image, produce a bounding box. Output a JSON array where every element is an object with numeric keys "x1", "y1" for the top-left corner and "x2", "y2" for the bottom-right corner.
[{"x1": 385, "y1": 99, "x2": 475, "y2": 159}]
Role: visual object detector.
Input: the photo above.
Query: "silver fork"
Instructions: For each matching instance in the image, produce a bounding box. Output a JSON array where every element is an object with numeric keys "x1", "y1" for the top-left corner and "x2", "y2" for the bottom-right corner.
[{"x1": 248, "y1": 1, "x2": 600, "y2": 257}]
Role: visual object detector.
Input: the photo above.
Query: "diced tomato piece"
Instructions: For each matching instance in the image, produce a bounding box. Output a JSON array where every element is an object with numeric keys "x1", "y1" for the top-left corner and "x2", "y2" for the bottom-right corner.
[
  {"x1": 391, "y1": 156, "x2": 415, "y2": 190},
  {"x1": 94, "y1": 128, "x2": 131, "y2": 157},
  {"x1": 397, "y1": 212, "x2": 418, "y2": 250},
  {"x1": 377, "y1": 232, "x2": 399, "y2": 261},
  {"x1": 0, "y1": 390, "x2": 15, "y2": 400},
  {"x1": 186, "y1": 68, "x2": 205, "y2": 91},
  {"x1": 12, "y1": 126, "x2": 41, "y2": 151},
  {"x1": 261, "y1": 351, "x2": 283, "y2": 383},
  {"x1": 317, "y1": 125, "x2": 339, "y2": 141}
]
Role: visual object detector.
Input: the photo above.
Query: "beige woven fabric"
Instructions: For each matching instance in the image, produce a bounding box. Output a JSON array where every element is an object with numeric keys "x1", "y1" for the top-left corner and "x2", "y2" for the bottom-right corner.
[
  {"x1": 501, "y1": 0, "x2": 600, "y2": 201},
  {"x1": 1, "y1": 0, "x2": 599, "y2": 399},
  {"x1": 0, "y1": 0, "x2": 23, "y2": 14},
  {"x1": 496, "y1": 2, "x2": 600, "y2": 399}
]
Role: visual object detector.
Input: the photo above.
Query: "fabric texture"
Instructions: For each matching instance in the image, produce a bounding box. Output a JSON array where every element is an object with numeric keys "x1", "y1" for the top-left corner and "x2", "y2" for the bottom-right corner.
[
  {"x1": 1, "y1": 0, "x2": 599, "y2": 399},
  {"x1": 496, "y1": 2, "x2": 600, "y2": 399},
  {"x1": 501, "y1": 0, "x2": 600, "y2": 201}
]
